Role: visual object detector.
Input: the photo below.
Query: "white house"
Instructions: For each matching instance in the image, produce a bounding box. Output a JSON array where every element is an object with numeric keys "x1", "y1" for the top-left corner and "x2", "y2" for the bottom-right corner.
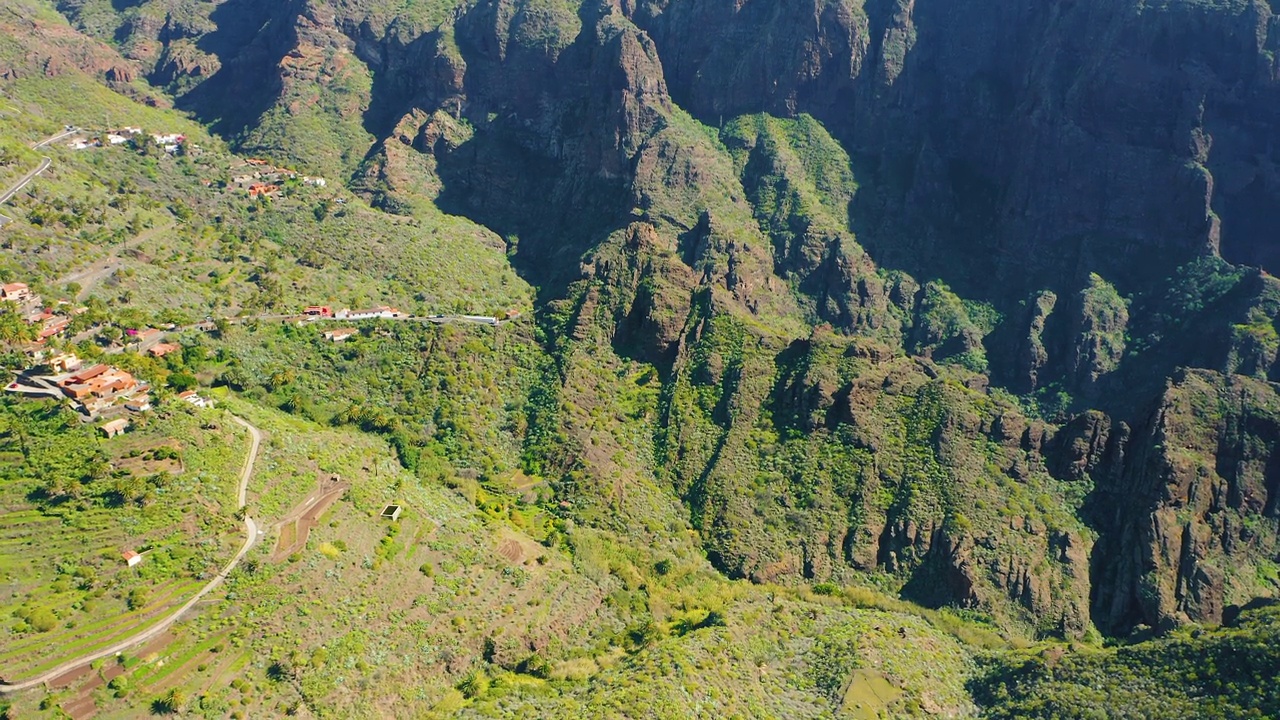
[
  {"x1": 337, "y1": 306, "x2": 402, "y2": 320},
  {"x1": 177, "y1": 390, "x2": 214, "y2": 408},
  {"x1": 323, "y1": 327, "x2": 359, "y2": 342}
]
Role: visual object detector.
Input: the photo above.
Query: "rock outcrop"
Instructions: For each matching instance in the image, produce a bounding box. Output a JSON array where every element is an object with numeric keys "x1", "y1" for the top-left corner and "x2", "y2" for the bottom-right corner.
[
  {"x1": 1080, "y1": 370, "x2": 1280, "y2": 633},
  {"x1": 45, "y1": 0, "x2": 1280, "y2": 638}
]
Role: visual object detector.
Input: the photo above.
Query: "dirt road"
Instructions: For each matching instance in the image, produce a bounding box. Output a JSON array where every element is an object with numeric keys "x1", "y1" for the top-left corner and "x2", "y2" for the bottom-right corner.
[{"x1": 0, "y1": 412, "x2": 264, "y2": 694}]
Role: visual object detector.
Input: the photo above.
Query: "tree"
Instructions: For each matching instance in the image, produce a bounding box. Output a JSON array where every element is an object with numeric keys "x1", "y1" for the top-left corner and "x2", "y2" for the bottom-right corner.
[
  {"x1": 151, "y1": 688, "x2": 186, "y2": 714},
  {"x1": 627, "y1": 619, "x2": 662, "y2": 649},
  {"x1": 458, "y1": 669, "x2": 489, "y2": 699},
  {"x1": 168, "y1": 371, "x2": 198, "y2": 393},
  {"x1": 0, "y1": 302, "x2": 33, "y2": 344}
]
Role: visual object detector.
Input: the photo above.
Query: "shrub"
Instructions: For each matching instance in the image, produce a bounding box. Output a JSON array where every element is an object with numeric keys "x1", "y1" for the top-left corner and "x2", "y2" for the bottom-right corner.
[
  {"x1": 458, "y1": 669, "x2": 490, "y2": 699},
  {"x1": 28, "y1": 607, "x2": 57, "y2": 632}
]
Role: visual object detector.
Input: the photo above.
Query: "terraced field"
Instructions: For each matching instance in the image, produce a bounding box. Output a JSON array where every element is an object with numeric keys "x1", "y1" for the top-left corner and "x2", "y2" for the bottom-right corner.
[
  {"x1": 0, "y1": 579, "x2": 205, "y2": 680},
  {"x1": 0, "y1": 404, "x2": 249, "y2": 685}
]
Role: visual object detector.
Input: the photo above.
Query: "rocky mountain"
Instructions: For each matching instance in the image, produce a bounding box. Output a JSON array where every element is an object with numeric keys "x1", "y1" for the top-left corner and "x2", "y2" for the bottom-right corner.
[{"x1": 43, "y1": 0, "x2": 1280, "y2": 639}]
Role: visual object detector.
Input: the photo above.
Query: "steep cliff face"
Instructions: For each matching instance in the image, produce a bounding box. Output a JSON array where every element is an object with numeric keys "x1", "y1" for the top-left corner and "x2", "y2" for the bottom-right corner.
[
  {"x1": 626, "y1": 312, "x2": 1093, "y2": 636},
  {"x1": 72, "y1": 0, "x2": 1280, "y2": 310},
  {"x1": 1056, "y1": 369, "x2": 1280, "y2": 633},
  {"x1": 47, "y1": 0, "x2": 1280, "y2": 637},
  {"x1": 0, "y1": 0, "x2": 146, "y2": 90},
  {"x1": 631, "y1": 0, "x2": 1280, "y2": 295}
]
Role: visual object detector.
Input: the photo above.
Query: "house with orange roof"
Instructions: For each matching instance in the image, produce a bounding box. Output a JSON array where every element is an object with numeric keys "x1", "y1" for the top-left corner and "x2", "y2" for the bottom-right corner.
[
  {"x1": 0, "y1": 282, "x2": 31, "y2": 303},
  {"x1": 148, "y1": 342, "x2": 180, "y2": 358},
  {"x1": 100, "y1": 418, "x2": 129, "y2": 438}
]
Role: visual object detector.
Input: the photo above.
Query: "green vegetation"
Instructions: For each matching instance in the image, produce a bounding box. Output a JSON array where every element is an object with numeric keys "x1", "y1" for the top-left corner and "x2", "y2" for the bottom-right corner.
[
  {"x1": 0, "y1": 395, "x2": 243, "y2": 679},
  {"x1": 4, "y1": 0, "x2": 1280, "y2": 717},
  {"x1": 974, "y1": 604, "x2": 1280, "y2": 719}
]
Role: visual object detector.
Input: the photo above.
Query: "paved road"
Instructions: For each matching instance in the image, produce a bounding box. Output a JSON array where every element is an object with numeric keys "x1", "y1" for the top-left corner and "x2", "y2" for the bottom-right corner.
[
  {"x1": 177, "y1": 312, "x2": 511, "y2": 334},
  {"x1": 0, "y1": 156, "x2": 50, "y2": 206},
  {"x1": 32, "y1": 129, "x2": 77, "y2": 150},
  {"x1": 0, "y1": 412, "x2": 264, "y2": 694},
  {"x1": 0, "y1": 128, "x2": 73, "y2": 228}
]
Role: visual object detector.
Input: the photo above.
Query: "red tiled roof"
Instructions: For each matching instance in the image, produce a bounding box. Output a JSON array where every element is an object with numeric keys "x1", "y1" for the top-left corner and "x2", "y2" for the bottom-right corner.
[{"x1": 66, "y1": 364, "x2": 109, "y2": 385}]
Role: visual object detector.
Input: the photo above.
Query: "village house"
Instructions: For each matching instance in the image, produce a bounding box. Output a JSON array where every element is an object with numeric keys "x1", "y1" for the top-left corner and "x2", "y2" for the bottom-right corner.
[
  {"x1": 323, "y1": 327, "x2": 358, "y2": 342},
  {"x1": 4, "y1": 283, "x2": 47, "y2": 322},
  {"x1": 106, "y1": 133, "x2": 129, "y2": 145},
  {"x1": 18, "y1": 344, "x2": 49, "y2": 363},
  {"x1": 58, "y1": 364, "x2": 149, "y2": 416},
  {"x1": 1, "y1": 282, "x2": 33, "y2": 304},
  {"x1": 121, "y1": 550, "x2": 142, "y2": 567},
  {"x1": 100, "y1": 418, "x2": 129, "y2": 438},
  {"x1": 248, "y1": 183, "x2": 278, "y2": 198},
  {"x1": 148, "y1": 342, "x2": 180, "y2": 358},
  {"x1": 124, "y1": 395, "x2": 152, "y2": 412},
  {"x1": 48, "y1": 352, "x2": 82, "y2": 374},
  {"x1": 304, "y1": 305, "x2": 333, "y2": 317},
  {"x1": 337, "y1": 306, "x2": 403, "y2": 320},
  {"x1": 64, "y1": 364, "x2": 108, "y2": 385},
  {"x1": 132, "y1": 327, "x2": 164, "y2": 351},
  {"x1": 177, "y1": 390, "x2": 213, "y2": 409},
  {"x1": 302, "y1": 176, "x2": 327, "y2": 187},
  {"x1": 38, "y1": 316, "x2": 69, "y2": 340}
]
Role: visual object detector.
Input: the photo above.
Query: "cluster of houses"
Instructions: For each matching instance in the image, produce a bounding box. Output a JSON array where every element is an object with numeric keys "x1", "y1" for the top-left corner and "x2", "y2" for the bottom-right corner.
[
  {"x1": 3, "y1": 353, "x2": 152, "y2": 418},
  {"x1": 230, "y1": 158, "x2": 326, "y2": 199},
  {"x1": 67, "y1": 127, "x2": 192, "y2": 155},
  {"x1": 5, "y1": 348, "x2": 212, "y2": 429},
  {"x1": 300, "y1": 303, "x2": 516, "y2": 329},
  {"x1": 2, "y1": 281, "x2": 75, "y2": 343}
]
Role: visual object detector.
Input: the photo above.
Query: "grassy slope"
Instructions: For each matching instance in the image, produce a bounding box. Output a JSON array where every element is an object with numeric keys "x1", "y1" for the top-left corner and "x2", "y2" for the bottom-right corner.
[
  {"x1": 974, "y1": 604, "x2": 1280, "y2": 719},
  {"x1": 0, "y1": 396, "x2": 244, "y2": 680},
  {"x1": 0, "y1": 0, "x2": 530, "y2": 319},
  {"x1": 0, "y1": 13, "x2": 996, "y2": 719},
  {"x1": 5, "y1": 2, "x2": 1280, "y2": 719},
  {"x1": 4, "y1": 399, "x2": 993, "y2": 719}
]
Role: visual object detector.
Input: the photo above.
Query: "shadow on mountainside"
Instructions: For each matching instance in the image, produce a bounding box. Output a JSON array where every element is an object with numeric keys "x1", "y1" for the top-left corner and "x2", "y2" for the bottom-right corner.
[{"x1": 172, "y1": 0, "x2": 297, "y2": 140}]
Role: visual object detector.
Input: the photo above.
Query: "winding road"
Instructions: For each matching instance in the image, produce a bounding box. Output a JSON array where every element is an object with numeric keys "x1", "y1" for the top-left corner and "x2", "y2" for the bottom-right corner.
[
  {"x1": 0, "y1": 128, "x2": 74, "y2": 228},
  {"x1": 0, "y1": 412, "x2": 263, "y2": 694}
]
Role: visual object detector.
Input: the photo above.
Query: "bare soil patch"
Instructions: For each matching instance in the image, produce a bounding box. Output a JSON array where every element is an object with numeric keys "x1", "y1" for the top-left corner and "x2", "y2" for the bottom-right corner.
[
  {"x1": 497, "y1": 539, "x2": 523, "y2": 563},
  {"x1": 47, "y1": 662, "x2": 92, "y2": 689},
  {"x1": 61, "y1": 694, "x2": 96, "y2": 720},
  {"x1": 272, "y1": 478, "x2": 348, "y2": 561}
]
